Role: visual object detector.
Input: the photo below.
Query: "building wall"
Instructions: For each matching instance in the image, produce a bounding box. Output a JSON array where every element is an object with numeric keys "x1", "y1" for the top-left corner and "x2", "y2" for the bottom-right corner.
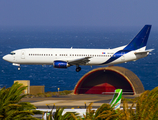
[
  {"x1": 30, "y1": 86, "x2": 45, "y2": 94},
  {"x1": 14, "y1": 80, "x2": 30, "y2": 94}
]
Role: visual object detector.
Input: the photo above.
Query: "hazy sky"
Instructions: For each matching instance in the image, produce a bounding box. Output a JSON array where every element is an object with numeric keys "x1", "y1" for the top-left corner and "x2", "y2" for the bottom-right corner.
[{"x1": 0, "y1": 1, "x2": 158, "y2": 27}]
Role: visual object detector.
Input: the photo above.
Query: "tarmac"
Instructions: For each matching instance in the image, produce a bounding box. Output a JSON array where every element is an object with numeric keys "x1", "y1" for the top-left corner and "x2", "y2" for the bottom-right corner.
[{"x1": 21, "y1": 94, "x2": 139, "y2": 109}]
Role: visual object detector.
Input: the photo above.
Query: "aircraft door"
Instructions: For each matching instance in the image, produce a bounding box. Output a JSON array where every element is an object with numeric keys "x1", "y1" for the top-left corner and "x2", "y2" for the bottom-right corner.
[{"x1": 21, "y1": 50, "x2": 25, "y2": 59}]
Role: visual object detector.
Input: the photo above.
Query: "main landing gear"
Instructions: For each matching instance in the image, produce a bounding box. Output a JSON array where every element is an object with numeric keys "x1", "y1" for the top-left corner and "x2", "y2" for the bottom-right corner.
[{"x1": 76, "y1": 66, "x2": 81, "y2": 72}]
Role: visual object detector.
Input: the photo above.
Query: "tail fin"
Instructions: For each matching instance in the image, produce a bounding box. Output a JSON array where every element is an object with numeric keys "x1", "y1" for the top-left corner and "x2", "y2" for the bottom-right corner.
[
  {"x1": 123, "y1": 25, "x2": 152, "y2": 51},
  {"x1": 109, "y1": 89, "x2": 122, "y2": 109}
]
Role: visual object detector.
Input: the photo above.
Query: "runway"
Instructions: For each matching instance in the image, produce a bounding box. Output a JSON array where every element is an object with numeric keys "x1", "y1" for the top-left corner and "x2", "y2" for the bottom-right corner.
[{"x1": 21, "y1": 94, "x2": 138, "y2": 109}]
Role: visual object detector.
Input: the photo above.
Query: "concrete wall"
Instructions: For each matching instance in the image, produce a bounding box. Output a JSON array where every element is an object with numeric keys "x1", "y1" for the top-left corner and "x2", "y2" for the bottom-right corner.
[
  {"x1": 30, "y1": 86, "x2": 45, "y2": 94},
  {"x1": 14, "y1": 80, "x2": 30, "y2": 94}
]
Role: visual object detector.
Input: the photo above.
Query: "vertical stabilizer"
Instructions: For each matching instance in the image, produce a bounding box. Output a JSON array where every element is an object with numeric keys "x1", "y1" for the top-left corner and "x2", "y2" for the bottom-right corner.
[
  {"x1": 123, "y1": 25, "x2": 151, "y2": 51},
  {"x1": 110, "y1": 89, "x2": 122, "y2": 109}
]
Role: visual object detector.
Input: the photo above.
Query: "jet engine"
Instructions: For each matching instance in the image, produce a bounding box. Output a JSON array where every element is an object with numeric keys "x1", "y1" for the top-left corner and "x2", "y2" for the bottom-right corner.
[{"x1": 53, "y1": 61, "x2": 70, "y2": 68}]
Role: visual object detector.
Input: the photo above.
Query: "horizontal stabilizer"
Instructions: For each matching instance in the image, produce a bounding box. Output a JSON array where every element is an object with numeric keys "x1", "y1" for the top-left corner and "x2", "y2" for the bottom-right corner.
[{"x1": 134, "y1": 49, "x2": 154, "y2": 54}]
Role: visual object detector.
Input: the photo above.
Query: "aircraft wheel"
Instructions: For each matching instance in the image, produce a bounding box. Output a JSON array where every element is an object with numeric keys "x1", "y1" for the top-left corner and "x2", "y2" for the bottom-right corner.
[
  {"x1": 18, "y1": 67, "x2": 21, "y2": 70},
  {"x1": 76, "y1": 67, "x2": 81, "y2": 72}
]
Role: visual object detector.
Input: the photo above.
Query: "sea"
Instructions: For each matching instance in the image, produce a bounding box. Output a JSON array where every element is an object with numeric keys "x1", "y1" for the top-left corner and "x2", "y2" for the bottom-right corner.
[{"x1": 0, "y1": 26, "x2": 158, "y2": 92}]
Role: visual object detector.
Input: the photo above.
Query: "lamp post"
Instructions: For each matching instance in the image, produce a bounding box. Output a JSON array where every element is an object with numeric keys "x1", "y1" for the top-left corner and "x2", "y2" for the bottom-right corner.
[{"x1": 58, "y1": 88, "x2": 60, "y2": 97}]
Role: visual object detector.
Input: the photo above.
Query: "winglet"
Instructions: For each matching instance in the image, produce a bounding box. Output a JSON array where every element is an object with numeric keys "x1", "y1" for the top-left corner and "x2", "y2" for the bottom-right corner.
[
  {"x1": 123, "y1": 25, "x2": 152, "y2": 51},
  {"x1": 109, "y1": 89, "x2": 122, "y2": 109}
]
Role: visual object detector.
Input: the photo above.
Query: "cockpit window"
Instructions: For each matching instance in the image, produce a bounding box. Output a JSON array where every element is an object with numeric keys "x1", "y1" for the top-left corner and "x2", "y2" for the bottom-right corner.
[{"x1": 10, "y1": 52, "x2": 15, "y2": 55}]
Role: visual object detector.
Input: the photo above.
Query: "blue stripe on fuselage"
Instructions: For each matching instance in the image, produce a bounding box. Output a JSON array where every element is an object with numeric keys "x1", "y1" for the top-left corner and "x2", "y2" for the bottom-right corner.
[
  {"x1": 101, "y1": 25, "x2": 151, "y2": 65},
  {"x1": 101, "y1": 50, "x2": 130, "y2": 65}
]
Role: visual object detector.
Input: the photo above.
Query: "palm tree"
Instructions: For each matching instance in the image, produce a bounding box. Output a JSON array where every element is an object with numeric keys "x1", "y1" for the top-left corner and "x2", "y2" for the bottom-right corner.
[
  {"x1": 82, "y1": 102, "x2": 118, "y2": 120},
  {"x1": 83, "y1": 102, "x2": 95, "y2": 120},
  {"x1": 51, "y1": 107, "x2": 81, "y2": 120},
  {"x1": 0, "y1": 82, "x2": 41, "y2": 120},
  {"x1": 134, "y1": 87, "x2": 158, "y2": 120},
  {"x1": 117, "y1": 87, "x2": 158, "y2": 120},
  {"x1": 95, "y1": 103, "x2": 118, "y2": 120},
  {"x1": 116, "y1": 99, "x2": 135, "y2": 120}
]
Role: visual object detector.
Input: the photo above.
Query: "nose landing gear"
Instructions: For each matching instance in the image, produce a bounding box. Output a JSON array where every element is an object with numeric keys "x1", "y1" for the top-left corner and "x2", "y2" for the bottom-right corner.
[
  {"x1": 12, "y1": 63, "x2": 21, "y2": 70},
  {"x1": 18, "y1": 66, "x2": 21, "y2": 70}
]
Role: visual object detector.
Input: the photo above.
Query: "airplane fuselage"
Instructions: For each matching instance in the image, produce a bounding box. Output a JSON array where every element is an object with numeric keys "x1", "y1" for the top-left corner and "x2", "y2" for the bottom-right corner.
[{"x1": 3, "y1": 48, "x2": 147, "y2": 66}]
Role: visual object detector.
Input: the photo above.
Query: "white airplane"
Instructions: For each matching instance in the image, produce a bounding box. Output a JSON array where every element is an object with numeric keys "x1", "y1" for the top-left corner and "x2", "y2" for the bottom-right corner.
[{"x1": 3, "y1": 25, "x2": 153, "y2": 72}]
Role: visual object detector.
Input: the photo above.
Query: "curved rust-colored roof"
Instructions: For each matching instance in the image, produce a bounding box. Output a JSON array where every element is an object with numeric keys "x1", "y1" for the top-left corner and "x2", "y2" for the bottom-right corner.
[{"x1": 74, "y1": 66, "x2": 144, "y2": 95}]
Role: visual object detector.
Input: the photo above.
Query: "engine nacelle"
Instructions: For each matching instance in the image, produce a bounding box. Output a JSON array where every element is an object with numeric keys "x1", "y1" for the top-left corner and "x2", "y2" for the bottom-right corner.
[{"x1": 53, "y1": 61, "x2": 70, "y2": 68}]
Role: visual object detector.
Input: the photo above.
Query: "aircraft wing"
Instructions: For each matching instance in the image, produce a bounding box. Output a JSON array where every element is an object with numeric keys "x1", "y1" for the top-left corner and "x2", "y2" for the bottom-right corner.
[
  {"x1": 134, "y1": 49, "x2": 154, "y2": 54},
  {"x1": 68, "y1": 57, "x2": 91, "y2": 65}
]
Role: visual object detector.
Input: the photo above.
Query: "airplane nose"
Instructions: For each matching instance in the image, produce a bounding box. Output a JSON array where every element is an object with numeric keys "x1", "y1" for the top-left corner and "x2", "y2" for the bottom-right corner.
[
  {"x1": 2, "y1": 55, "x2": 7, "y2": 61},
  {"x1": 2, "y1": 55, "x2": 11, "y2": 62}
]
